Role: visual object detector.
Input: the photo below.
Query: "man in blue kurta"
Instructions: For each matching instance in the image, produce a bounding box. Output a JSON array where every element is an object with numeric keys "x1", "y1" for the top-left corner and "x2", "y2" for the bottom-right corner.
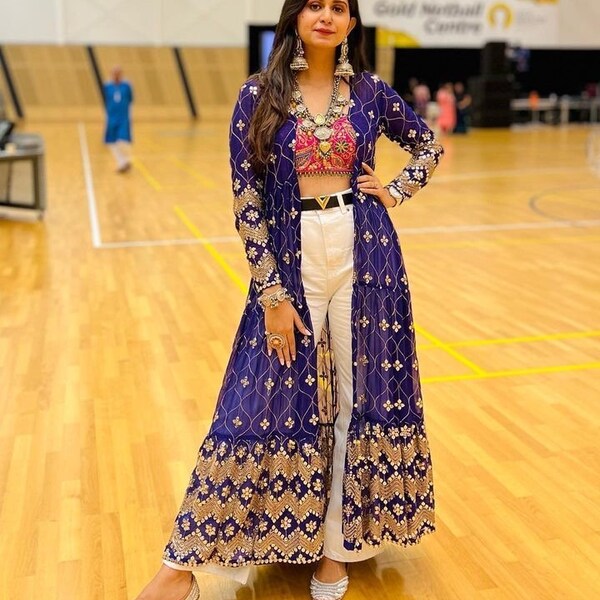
[{"x1": 103, "y1": 66, "x2": 133, "y2": 173}]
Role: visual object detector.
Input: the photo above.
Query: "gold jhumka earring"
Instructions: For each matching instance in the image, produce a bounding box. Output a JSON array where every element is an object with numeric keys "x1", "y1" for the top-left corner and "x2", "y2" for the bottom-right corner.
[
  {"x1": 291, "y1": 32, "x2": 309, "y2": 71},
  {"x1": 334, "y1": 37, "x2": 354, "y2": 77}
]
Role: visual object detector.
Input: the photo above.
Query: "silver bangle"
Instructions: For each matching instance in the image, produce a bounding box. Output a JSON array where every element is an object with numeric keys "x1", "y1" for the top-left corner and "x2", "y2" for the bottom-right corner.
[
  {"x1": 386, "y1": 184, "x2": 403, "y2": 207},
  {"x1": 258, "y1": 287, "x2": 293, "y2": 309}
]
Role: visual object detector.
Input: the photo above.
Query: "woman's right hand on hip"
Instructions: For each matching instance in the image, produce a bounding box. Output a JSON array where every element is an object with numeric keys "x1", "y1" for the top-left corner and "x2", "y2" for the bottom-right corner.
[{"x1": 265, "y1": 302, "x2": 311, "y2": 367}]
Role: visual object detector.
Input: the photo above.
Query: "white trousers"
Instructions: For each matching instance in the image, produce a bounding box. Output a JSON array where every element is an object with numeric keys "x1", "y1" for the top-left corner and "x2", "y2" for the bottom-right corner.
[
  {"x1": 163, "y1": 190, "x2": 383, "y2": 584},
  {"x1": 300, "y1": 191, "x2": 384, "y2": 563},
  {"x1": 108, "y1": 141, "x2": 131, "y2": 170}
]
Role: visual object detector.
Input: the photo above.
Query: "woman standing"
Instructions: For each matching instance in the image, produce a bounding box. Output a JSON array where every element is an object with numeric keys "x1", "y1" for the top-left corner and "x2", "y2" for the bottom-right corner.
[
  {"x1": 436, "y1": 82, "x2": 456, "y2": 134},
  {"x1": 136, "y1": 1, "x2": 443, "y2": 599}
]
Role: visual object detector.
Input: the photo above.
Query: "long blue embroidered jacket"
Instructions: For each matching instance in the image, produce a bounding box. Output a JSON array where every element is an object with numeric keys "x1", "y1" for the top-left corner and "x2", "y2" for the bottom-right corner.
[{"x1": 164, "y1": 72, "x2": 444, "y2": 567}]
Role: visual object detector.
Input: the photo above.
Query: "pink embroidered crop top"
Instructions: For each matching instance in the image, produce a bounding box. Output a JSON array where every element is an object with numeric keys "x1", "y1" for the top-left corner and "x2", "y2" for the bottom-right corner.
[{"x1": 295, "y1": 116, "x2": 357, "y2": 177}]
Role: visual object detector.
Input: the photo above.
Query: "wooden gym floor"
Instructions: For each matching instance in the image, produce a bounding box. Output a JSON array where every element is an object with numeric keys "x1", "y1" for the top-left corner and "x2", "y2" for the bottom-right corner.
[{"x1": 0, "y1": 117, "x2": 599, "y2": 599}]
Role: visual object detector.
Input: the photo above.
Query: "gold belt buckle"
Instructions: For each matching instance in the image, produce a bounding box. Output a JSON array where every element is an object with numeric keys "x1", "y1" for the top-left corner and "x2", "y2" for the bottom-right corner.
[{"x1": 315, "y1": 195, "x2": 331, "y2": 209}]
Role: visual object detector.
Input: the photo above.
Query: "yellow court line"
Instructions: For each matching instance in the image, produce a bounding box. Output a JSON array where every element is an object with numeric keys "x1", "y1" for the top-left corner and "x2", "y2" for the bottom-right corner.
[
  {"x1": 413, "y1": 325, "x2": 487, "y2": 375},
  {"x1": 176, "y1": 202, "x2": 487, "y2": 376},
  {"x1": 132, "y1": 158, "x2": 162, "y2": 191},
  {"x1": 169, "y1": 158, "x2": 219, "y2": 190},
  {"x1": 175, "y1": 207, "x2": 597, "y2": 384},
  {"x1": 418, "y1": 329, "x2": 600, "y2": 350},
  {"x1": 174, "y1": 205, "x2": 247, "y2": 293},
  {"x1": 422, "y1": 361, "x2": 600, "y2": 384}
]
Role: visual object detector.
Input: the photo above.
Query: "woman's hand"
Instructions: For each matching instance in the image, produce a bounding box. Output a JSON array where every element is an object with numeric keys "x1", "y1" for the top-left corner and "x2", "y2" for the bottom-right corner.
[
  {"x1": 264, "y1": 300, "x2": 311, "y2": 368},
  {"x1": 358, "y1": 162, "x2": 397, "y2": 208}
]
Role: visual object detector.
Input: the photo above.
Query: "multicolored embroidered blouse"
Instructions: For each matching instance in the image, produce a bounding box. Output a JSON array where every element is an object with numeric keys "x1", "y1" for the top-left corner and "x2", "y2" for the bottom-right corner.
[{"x1": 295, "y1": 116, "x2": 357, "y2": 177}]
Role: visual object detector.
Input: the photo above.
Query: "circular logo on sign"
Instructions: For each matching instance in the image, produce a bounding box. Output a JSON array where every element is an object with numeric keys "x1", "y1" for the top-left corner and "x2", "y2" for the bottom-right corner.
[{"x1": 488, "y1": 3, "x2": 514, "y2": 28}]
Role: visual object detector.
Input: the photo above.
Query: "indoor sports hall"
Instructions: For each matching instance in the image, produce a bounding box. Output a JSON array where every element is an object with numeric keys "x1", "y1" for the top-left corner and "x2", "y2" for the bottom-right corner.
[{"x1": 0, "y1": 1, "x2": 598, "y2": 599}]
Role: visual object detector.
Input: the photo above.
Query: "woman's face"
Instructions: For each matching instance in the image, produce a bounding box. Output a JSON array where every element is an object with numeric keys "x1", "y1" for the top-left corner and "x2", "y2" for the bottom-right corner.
[{"x1": 297, "y1": 0, "x2": 356, "y2": 51}]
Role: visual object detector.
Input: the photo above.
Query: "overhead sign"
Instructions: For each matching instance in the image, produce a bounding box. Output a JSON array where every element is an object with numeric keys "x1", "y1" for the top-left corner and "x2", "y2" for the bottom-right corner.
[{"x1": 364, "y1": 0, "x2": 560, "y2": 48}]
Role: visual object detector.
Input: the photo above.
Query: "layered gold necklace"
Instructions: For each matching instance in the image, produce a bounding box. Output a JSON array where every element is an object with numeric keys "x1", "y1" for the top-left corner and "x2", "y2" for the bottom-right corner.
[{"x1": 291, "y1": 75, "x2": 349, "y2": 157}]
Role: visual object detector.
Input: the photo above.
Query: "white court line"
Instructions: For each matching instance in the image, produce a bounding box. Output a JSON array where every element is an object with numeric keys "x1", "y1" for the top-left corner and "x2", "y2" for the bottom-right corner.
[
  {"x1": 96, "y1": 218, "x2": 600, "y2": 249},
  {"x1": 79, "y1": 127, "x2": 598, "y2": 250},
  {"x1": 78, "y1": 122, "x2": 102, "y2": 248},
  {"x1": 396, "y1": 219, "x2": 600, "y2": 235},
  {"x1": 433, "y1": 166, "x2": 590, "y2": 183},
  {"x1": 100, "y1": 236, "x2": 238, "y2": 249},
  {"x1": 102, "y1": 239, "x2": 203, "y2": 249}
]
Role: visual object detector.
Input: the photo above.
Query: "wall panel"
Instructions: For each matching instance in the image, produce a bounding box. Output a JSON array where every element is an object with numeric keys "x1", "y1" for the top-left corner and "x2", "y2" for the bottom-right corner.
[
  {"x1": 4, "y1": 45, "x2": 101, "y2": 121},
  {"x1": 0, "y1": 1, "x2": 597, "y2": 48}
]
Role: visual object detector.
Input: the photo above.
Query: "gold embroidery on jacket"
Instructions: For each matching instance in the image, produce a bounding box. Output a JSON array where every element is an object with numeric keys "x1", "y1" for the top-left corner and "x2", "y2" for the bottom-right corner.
[
  {"x1": 343, "y1": 421, "x2": 435, "y2": 547},
  {"x1": 164, "y1": 436, "x2": 328, "y2": 566},
  {"x1": 233, "y1": 185, "x2": 281, "y2": 290},
  {"x1": 249, "y1": 253, "x2": 278, "y2": 282},
  {"x1": 390, "y1": 139, "x2": 444, "y2": 202}
]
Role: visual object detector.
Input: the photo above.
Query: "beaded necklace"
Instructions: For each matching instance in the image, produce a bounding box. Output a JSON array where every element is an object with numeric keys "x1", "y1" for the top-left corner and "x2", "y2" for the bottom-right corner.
[{"x1": 291, "y1": 75, "x2": 350, "y2": 158}]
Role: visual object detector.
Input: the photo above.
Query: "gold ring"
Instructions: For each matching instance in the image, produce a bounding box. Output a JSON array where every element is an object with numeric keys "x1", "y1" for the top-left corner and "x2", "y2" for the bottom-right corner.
[{"x1": 267, "y1": 333, "x2": 286, "y2": 349}]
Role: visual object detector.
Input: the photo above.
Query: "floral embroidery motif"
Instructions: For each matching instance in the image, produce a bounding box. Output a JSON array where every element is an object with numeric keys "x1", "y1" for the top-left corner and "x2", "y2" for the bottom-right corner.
[{"x1": 164, "y1": 436, "x2": 327, "y2": 566}]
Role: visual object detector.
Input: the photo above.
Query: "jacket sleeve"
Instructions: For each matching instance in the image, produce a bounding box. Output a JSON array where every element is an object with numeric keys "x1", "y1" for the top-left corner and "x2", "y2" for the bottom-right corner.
[
  {"x1": 229, "y1": 83, "x2": 282, "y2": 294},
  {"x1": 377, "y1": 78, "x2": 444, "y2": 205}
]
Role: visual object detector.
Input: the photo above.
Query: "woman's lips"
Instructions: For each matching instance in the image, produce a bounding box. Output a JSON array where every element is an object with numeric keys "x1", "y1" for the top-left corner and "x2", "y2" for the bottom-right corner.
[{"x1": 315, "y1": 29, "x2": 335, "y2": 35}]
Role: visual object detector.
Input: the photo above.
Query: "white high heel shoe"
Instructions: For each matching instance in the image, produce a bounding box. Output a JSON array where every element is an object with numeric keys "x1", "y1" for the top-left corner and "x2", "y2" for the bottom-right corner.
[{"x1": 310, "y1": 563, "x2": 349, "y2": 600}]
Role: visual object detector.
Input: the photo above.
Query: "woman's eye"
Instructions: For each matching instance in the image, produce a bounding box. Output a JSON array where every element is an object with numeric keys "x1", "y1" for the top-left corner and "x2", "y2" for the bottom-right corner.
[{"x1": 309, "y1": 2, "x2": 321, "y2": 10}]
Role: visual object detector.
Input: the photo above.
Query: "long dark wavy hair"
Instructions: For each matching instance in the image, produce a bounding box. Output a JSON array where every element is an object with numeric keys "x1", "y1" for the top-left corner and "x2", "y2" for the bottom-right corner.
[{"x1": 248, "y1": 0, "x2": 370, "y2": 175}]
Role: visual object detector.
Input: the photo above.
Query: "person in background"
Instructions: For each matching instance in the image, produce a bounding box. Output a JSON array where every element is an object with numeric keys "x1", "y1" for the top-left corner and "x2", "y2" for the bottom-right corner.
[
  {"x1": 103, "y1": 66, "x2": 133, "y2": 173},
  {"x1": 453, "y1": 81, "x2": 472, "y2": 134},
  {"x1": 436, "y1": 81, "x2": 456, "y2": 134},
  {"x1": 404, "y1": 76, "x2": 418, "y2": 107},
  {"x1": 413, "y1": 80, "x2": 431, "y2": 119}
]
